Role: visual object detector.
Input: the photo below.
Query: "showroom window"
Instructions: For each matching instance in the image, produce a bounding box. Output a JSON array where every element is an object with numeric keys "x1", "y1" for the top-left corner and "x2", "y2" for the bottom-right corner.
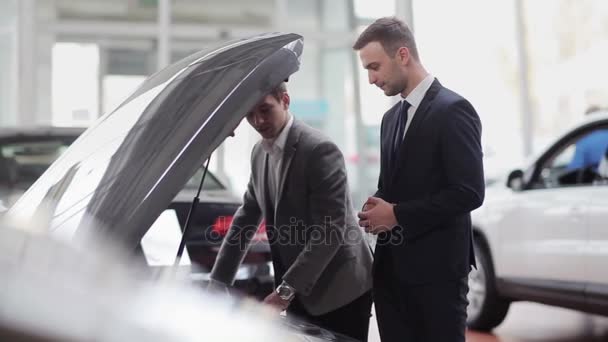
[
  {"x1": 0, "y1": 0, "x2": 18, "y2": 125},
  {"x1": 52, "y1": 42, "x2": 99, "y2": 126}
]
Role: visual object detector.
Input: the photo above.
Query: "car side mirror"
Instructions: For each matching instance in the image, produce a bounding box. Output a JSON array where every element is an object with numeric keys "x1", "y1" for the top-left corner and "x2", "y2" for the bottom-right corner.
[{"x1": 506, "y1": 169, "x2": 524, "y2": 190}]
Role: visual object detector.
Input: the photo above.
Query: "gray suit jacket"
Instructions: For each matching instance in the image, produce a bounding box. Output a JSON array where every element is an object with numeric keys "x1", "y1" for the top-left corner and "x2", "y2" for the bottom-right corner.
[{"x1": 210, "y1": 119, "x2": 373, "y2": 315}]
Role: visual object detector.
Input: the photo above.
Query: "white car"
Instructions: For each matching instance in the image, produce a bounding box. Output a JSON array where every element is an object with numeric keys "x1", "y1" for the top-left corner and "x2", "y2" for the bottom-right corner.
[{"x1": 467, "y1": 111, "x2": 608, "y2": 331}]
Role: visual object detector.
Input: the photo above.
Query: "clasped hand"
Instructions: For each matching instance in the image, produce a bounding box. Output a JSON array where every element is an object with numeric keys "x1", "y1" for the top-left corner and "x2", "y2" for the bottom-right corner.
[{"x1": 358, "y1": 197, "x2": 398, "y2": 234}]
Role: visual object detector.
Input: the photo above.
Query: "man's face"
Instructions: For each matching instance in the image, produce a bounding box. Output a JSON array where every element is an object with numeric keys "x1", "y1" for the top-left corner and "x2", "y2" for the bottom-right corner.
[
  {"x1": 358, "y1": 41, "x2": 407, "y2": 97},
  {"x1": 246, "y1": 92, "x2": 290, "y2": 139}
]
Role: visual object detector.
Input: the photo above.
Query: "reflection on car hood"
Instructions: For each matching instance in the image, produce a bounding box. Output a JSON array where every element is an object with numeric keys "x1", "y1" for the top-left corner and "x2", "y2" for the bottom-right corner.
[
  {"x1": 0, "y1": 224, "x2": 299, "y2": 342},
  {"x1": 280, "y1": 317, "x2": 358, "y2": 341},
  {"x1": 6, "y1": 33, "x2": 303, "y2": 251}
]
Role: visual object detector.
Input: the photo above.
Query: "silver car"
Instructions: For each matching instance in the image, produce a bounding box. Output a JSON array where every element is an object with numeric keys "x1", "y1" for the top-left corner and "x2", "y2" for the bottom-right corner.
[
  {"x1": 3, "y1": 33, "x2": 353, "y2": 341},
  {"x1": 0, "y1": 126, "x2": 274, "y2": 298}
]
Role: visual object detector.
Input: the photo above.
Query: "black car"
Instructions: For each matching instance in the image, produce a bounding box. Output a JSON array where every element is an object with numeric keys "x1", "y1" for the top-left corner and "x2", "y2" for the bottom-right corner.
[
  {"x1": 0, "y1": 127, "x2": 82, "y2": 208},
  {"x1": 0, "y1": 126, "x2": 273, "y2": 298}
]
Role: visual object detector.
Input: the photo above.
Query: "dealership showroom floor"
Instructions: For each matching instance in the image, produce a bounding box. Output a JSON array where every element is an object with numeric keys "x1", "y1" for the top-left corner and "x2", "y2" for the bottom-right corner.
[{"x1": 366, "y1": 303, "x2": 608, "y2": 341}]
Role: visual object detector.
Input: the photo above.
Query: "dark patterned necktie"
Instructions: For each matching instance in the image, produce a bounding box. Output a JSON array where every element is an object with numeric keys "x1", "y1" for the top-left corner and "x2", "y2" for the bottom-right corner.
[{"x1": 392, "y1": 100, "x2": 411, "y2": 160}]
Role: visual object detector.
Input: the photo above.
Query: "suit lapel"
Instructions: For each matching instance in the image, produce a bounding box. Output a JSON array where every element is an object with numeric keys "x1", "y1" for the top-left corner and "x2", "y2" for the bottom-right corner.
[
  {"x1": 255, "y1": 146, "x2": 270, "y2": 219},
  {"x1": 391, "y1": 79, "x2": 442, "y2": 183},
  {"x1": 276, "y1": 119, "x2": 301, "y2": 210}
]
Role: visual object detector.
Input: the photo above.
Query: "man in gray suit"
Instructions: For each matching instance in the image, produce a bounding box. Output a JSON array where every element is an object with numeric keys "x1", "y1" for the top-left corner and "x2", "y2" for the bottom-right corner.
[{"x1": 210, "y1": 82, "x2": 373, "y2": 341}]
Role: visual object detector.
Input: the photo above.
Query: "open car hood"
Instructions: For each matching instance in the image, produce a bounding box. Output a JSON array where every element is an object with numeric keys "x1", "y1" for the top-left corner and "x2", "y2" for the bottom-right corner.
[{"x1": 6, "y1": 33, "x2": 303, "y2": 250}]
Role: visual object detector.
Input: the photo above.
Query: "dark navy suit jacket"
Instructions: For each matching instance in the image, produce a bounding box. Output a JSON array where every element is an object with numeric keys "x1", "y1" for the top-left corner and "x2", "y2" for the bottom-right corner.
[{"x1": 374, "y1": 79, "x2": 485, "y2": 285}]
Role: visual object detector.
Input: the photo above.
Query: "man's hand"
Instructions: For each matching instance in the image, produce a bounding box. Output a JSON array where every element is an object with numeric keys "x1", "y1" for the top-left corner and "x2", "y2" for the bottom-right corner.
[
  {"x1": 263, "y1": 291, "x2": 291, "y2": 312},
  {"x1": 358, "y1": 197, "x2": 398, "y2": 235}
]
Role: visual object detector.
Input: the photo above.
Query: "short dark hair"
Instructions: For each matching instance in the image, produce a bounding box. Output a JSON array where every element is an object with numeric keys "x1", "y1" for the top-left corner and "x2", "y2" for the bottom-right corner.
[
  {"x1": 268, "y1": 82, "x2": 287, "y2": 101},
  {"x1": 353, "y1": 17, "x2": 419, "y2": 61}
]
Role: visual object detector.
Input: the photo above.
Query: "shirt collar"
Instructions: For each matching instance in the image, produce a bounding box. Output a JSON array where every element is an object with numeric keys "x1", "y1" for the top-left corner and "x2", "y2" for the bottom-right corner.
[
  {"x1": 403, "y1": 74, "x2": 434, "y2": 109},
  {"x1": 261, "y1": 114, "x2": 294, "y2": 155}
]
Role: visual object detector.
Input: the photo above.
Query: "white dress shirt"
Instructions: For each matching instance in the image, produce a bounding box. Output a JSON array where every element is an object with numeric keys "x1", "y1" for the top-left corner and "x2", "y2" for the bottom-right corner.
[
  {"x1": 261, "y1": 115, "x2": 294, "y2": 207},
  {"x1": 400, "y1": 74, "x2": 435, "y2": 139}
]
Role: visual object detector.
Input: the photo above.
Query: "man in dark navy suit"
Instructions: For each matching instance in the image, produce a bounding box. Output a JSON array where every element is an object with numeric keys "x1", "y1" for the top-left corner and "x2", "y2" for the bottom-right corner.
[{"x1": 354, "y1": 17, "x2": 485, "y2": 342}]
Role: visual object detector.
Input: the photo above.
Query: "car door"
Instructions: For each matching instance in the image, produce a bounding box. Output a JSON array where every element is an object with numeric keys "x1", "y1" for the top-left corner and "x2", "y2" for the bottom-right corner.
[
  {"x1": 498, "y1": 125, "x2": 608, "y2": 290},
  {"x1": 585, "y1": 148, "x2": 608, "y2": 312}
]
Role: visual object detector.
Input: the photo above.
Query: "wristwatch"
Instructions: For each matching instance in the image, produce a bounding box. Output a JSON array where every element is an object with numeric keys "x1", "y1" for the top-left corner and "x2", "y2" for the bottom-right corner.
[{"x1": 276, "y1": 281, "x2": 296, "y2": 301}]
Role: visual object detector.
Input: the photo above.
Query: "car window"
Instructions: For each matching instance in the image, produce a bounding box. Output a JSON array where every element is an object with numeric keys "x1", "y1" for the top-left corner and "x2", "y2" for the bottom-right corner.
[
  {"x1": 0, "y1": 139, "x2": 73, "y2": 205},
  {"x1": 536, "y1": 142, "x2": 576, "y2": 188},
  {"x1": 535, "y1": 127, "x2": 608, "y2": 189},
  {"x1": 597, "y1": 147, "x2": 608, "y2": 183},
  {"x1": 184, "y1": 168, "x2": 225, "y2": 191},
  {"x1": 549, "y1": 144, "x2": 575, "y2": 169}
]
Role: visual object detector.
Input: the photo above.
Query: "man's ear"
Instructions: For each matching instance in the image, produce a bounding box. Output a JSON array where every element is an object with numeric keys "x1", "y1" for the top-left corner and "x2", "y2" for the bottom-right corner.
[
  {"x1": 282, "y1": 92, "x2": 290, "y2": 109},
  {"x1": 396, "y1": 46, "x2": 410, "y2": 66}
]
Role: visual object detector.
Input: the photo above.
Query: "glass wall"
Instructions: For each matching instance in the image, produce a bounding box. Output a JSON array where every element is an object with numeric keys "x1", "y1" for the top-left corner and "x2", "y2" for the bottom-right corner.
[
  {"x1": 413, "y1": 0, "x2": 521, "y2": 180},
  {"x1": 413, "y1": 0, "x2": 608, "y2": 179},
  {"x1": 524, "y1": 0, "x2": 608, "y2": 145},
  {"x1": 17, "y1": 0, "x2": 608, "y2": 203},
  {"x1": 52, "y1": 43, "x2": 99, "y2": 126},
  {"x1": 0, "y1": 0, "x2": 18, "y2": 125},
  {"x1": 221, "y1": 0, "x2": 373, "y2": 198}
]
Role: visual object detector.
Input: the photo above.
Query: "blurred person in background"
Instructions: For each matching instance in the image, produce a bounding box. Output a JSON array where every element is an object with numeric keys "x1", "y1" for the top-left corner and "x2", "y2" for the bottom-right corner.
[
  {"x1": 209, "y1": 82, "x2": 373, "y2": 341},
  {"x1": 354, "y1": 17, "x2": 485, "y2": 342},
  {"x1": 598, "y1": 147, "x2": 608, "y2": 178},
  {"x1": 567, "y1": 105, "x2": 608, "y2": 172}
]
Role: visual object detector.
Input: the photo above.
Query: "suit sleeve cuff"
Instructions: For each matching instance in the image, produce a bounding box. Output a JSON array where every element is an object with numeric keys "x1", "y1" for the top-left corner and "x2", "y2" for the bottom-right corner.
[
  {"x1": 392, "y1": 203, "x2": 402, "y2": 227},
  {"x1": 282, "y1": 272, "x2": 314, "y2": 296}
]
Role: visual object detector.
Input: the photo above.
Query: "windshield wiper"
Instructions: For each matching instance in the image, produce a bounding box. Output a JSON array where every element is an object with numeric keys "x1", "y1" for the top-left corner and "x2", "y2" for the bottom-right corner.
[{"x1": 173, "y1": 154, "x2": 212, "y2": 267}]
